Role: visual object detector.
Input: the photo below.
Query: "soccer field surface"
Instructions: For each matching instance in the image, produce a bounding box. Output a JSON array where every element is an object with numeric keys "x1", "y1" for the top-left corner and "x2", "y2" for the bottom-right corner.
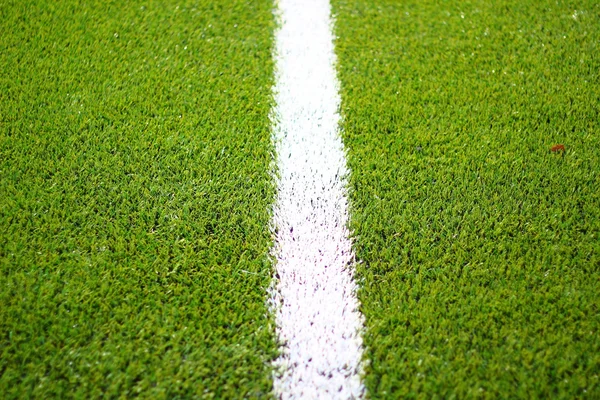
[{"x1": 1, "y1": 0, "x2": 599, "y2": 398}]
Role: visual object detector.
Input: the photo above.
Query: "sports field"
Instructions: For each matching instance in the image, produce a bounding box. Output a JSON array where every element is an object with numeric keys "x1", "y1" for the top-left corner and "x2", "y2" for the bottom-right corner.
[
  {"x1": 332, "y1": 0, "x2": 600, "y2": 397},
  {"x1": 1, "y1": 0, "x2": 599, "y2": 398},
  {"x1": 1, "y1": 1, "x2": 277, "y2": 397}
]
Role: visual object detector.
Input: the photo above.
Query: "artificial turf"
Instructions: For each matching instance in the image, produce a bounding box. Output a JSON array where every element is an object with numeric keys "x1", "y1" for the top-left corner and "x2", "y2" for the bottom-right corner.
[
  {"x1": 332, "y1": 0, "x2": 600, "y2": 398},
  {"x1": 0, "y1": 0, "x2": 277, "y2": 398}
]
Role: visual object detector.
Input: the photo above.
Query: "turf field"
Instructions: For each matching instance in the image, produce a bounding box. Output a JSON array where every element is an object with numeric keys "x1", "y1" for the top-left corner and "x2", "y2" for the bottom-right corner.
[
  {"x1": 1, "y1": 0, "x2": 599, "y2": 398},
  {"x1": 332, "y1": 0, "x2": 600, "y2": 398},
  {"x1": 1, "y1": 1, "x2": 277, "y2": 398}
]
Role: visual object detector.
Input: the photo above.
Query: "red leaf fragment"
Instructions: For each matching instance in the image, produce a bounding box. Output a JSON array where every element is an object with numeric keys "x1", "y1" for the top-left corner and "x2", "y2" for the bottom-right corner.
[{"x1": 551, "y1": 144, "x2": 565, "y2": 152}]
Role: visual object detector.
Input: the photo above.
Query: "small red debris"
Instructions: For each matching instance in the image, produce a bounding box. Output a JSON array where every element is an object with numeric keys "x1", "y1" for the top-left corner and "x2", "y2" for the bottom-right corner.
[{"x1": 551, "y1": 144, "x2": 565, "y2": 152}]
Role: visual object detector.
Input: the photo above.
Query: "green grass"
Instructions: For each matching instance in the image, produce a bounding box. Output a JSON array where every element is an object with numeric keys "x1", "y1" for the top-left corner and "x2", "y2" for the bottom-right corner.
[
  {"x1": 3, "y1": 0, "x2": 600, "y2": 397},
  {"x1": 0, "y1": 0, "x2": 277, "y2": 398},
  {"x1": 332, "y1": 0, "x2": 600, "y2": 398}
]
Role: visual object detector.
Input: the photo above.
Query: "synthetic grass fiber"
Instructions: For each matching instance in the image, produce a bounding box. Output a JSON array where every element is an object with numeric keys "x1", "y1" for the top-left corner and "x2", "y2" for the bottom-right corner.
[
  {"x1": 0, "y1": 0, "x2": 276, "y2": 398},
  {"x1": 332, "y1": 0, "x2": 600, "y2": 398}
]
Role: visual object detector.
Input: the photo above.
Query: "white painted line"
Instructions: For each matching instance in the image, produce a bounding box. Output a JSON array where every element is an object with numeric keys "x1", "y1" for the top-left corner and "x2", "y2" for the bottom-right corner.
[{"x1": 268, "y1": 0, "x2": 365, "y2": 398}]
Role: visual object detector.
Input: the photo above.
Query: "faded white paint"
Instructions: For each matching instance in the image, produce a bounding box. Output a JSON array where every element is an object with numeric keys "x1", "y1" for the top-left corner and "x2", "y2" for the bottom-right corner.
[{"x1": 269, "y1": 0, "x2": 365, "y2": 398}]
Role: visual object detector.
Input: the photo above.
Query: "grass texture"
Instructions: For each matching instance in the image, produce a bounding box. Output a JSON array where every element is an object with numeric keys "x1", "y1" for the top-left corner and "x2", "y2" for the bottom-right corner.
[
  {"x1": 0, "y1": 1, "x2": 276, "y2": 398},
  {"x1": 332, "y1": 0, "x2": 600, "y2": 398}
]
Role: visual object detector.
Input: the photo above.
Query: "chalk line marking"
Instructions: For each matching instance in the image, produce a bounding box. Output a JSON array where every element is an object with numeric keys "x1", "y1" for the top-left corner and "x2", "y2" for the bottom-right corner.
[{"x1": 268, "y1": 0, "x2": 365, "y2": 398}]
